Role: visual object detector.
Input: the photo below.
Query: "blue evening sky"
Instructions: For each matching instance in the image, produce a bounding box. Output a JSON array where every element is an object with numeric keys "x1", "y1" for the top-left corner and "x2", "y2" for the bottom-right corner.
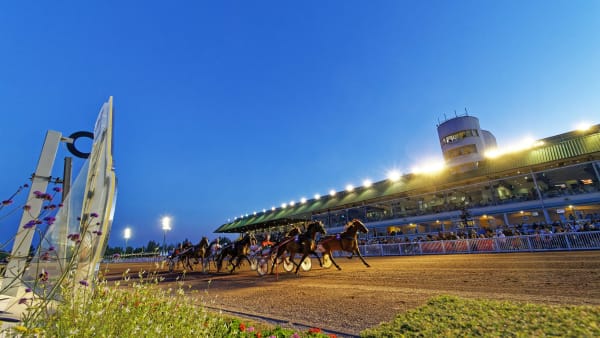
[{"x1": 1, "y1": 1, "x2": 598, "y2": 248}]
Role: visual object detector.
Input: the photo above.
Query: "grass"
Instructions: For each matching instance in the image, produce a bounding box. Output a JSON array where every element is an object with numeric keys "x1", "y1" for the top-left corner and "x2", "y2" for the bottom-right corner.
[
  {"x1": 3, "y1": 269, "x2": 337, "y2": 338},
  {"x1": 360, "y1": 295, "x2": 600, "y2": 337},
  {"x1": 3, "y1": 268, "x2": 600, "y2": 337}
]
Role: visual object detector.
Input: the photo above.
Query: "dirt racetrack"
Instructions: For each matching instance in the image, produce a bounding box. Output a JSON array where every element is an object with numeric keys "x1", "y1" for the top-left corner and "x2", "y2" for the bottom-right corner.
[{"x1": 100, "y1": 251, "x2": 600, "y2": 336}]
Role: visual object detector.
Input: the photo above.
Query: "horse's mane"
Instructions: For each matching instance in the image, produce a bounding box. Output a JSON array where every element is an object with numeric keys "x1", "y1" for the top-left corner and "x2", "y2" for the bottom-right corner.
[{"x1": 286, "y1": 227, "x2": 301, "y2": 237}]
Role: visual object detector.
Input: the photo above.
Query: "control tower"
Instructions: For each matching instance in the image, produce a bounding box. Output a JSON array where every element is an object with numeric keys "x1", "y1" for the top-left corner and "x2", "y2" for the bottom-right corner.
[{"x1": 437, "y1": 114, "x2": 497, "y2": 173}]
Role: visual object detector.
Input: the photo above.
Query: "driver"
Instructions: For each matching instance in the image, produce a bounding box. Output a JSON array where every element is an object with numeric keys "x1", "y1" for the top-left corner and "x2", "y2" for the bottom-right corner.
[{"x1": 261, "y1": 233, "x2": 274, "y2": 248}]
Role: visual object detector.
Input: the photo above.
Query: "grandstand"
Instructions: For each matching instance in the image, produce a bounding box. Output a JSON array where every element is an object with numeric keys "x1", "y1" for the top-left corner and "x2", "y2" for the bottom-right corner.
[{"x1": 215, "y1": 115, "x2": 600, "y2": 240}]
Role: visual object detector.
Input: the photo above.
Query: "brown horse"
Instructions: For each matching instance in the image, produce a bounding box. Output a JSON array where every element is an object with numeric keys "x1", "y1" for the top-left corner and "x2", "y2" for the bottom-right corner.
[
  {"x1": 216, "y1": 233, "x2": 256, "y2": 273},
  {"x1": 267, "y1": 226, "x2": 302, "y2": 273},
  {"x1": 271, "y1": 221, "x2": 326, "y2": 274},
  {"x1": 319, "y1": 219, "x2": 370, "y2": 270}
]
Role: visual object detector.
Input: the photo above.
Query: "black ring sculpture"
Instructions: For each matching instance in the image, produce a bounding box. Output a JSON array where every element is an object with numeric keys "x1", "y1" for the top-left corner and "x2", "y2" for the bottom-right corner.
[{"x1": 66, "y1": 131, "x2": 94, "y2": 159}]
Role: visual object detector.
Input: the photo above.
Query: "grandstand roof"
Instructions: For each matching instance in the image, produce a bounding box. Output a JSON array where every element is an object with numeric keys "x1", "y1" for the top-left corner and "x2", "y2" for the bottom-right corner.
[{"x1": 215, "y1": 125, "x2": 600, "y2": 233}]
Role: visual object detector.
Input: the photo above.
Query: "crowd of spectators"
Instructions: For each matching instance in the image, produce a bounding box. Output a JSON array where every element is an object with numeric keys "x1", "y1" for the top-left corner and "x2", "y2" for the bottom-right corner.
[{"x1": 359, "y1": 218, "x2": 600, "y2": 245}]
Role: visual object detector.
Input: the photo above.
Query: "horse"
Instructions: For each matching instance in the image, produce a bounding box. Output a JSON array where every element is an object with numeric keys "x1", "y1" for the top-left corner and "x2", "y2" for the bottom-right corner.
[
  {"x1": 178, "y1": 236, "x2": 210, "y2": 271},
  {"x1": 202, "y1": 239, "x2": 222, "y2": 272},
  {"x1": 216, "y1": 233, "x2": 256, "y2": 273},
  {"x1": 271, "y1": 221, "x2": 326, "y2": 274},
  {"x1": 318, "y1": 219, "x2": 370, "y2": 270}
]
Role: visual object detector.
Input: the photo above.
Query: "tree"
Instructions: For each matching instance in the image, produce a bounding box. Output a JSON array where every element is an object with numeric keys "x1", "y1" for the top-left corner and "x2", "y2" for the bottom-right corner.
[{"x1": 145, "y1": 240, "x2": 160, "y2": 252}]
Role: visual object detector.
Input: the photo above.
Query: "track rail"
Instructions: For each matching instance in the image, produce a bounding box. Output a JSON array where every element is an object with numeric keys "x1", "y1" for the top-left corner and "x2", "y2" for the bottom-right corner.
[{"x1": 203, "y1": 304, "x2": 359, "y2": 338}]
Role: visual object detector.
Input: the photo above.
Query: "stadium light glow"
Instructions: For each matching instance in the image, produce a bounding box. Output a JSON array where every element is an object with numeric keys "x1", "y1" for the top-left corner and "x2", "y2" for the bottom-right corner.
[
  {"x1": 387, "y1": 170, "x2": 401, "y2": 182},
  {"x1": 314, "y1": 193, "x2": 321, "y2": 200},
  {"x1": 300, "y1": 197, "x2": 307, "y2": 204},
  {"x1": 363, "y1": 179, "x2": 372, "y2": 188},
  {"x1": 575, "y1": 122, "x2": 591, "y2": 132},
  {"x1": 124, "y1": 227, "x2": 131, "y2": 254},
  {"x1": 289, "y1": 200, "x2": 295, "y2": 207},
  {"x1": 329, "y1": 189, "x2": 336, "y2": 197},
  {"x1": 484, "y1": 136, "x2": 544, "y2": 159},
  {"x1": 345, "y1": 184, "x2": 354, "y2": 192},
  {"x1": 271, "y1": 206, "x2": 276, "y2": 211},
  {"x1": 281, "y1": 203, "x2": 287, "y2": 208},
  {"x1": 412, "y1": 160, "x2": 446, "y2": 175},
  {"x1": 161, "y1": 216, "x2": 171, "y2": 231}
]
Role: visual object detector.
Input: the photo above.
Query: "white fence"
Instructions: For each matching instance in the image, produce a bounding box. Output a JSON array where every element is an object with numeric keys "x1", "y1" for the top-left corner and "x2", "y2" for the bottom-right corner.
[
  {"x1": 359, "y1": 231, "x2": 600, "y2": 257},
  {"x1": 104, "y1": 231, "x2": 600, "y2": 264}
]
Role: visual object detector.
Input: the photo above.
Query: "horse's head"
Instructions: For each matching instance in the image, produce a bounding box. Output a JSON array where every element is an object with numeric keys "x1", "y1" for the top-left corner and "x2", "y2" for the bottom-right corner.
[
  {"x1": 307, "y1": 220, "x2": 327, "y2": 236},
  {"x1": 243, "y1": 233, "x2": 257, "y2": 246},
  {"x1": 350, "y1": 219, "x2": 369, "y2": 234},
  {"x1": 199, "y1": 236, "x2": 209, "y2": 248}
]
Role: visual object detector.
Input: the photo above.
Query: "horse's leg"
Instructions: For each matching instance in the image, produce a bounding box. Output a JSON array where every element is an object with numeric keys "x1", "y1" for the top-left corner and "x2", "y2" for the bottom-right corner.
[
  {"x1": 270, "y1": 247, "x2": 284, "y2": 274},
  {"x1": 295, "y1": 253, "x2": 309, "y2": 274},
  {"x1": 328, "y1": 251, "x2": 342, "y2": 270},
  {"x1": 229, "y1": 256, "x2": 237, "y2": 273},
  {"x1": 216, "y1": 254, "x2": 223, "y2": 272},
  {"x1": 354, "y1": 248, "x2": 370, "y2": 267},
  {"x1": 311, "y1": 250, "x2": 323, "y2": 267}
]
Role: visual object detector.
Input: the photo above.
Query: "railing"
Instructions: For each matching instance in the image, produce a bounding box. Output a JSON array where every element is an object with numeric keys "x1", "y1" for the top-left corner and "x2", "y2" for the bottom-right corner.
[
  {"x1": 101, "y1": 232, "x2": 600, "y2": 264},
  {"x1": 358, "y1": 231, "x2": 600, "y2": 257},
  {"x1": 101, "y1": 252, "x2": 163, "y2": 264}
]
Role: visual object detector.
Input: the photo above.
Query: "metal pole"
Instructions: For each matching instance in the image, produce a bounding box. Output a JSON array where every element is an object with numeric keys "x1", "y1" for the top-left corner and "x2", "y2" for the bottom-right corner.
[
  {"x1": 1, "y1": 130, "x2": 62, "y2": 297},
  {"x1": 60, "y1": 156, "x2": 72, "y2": 269}
]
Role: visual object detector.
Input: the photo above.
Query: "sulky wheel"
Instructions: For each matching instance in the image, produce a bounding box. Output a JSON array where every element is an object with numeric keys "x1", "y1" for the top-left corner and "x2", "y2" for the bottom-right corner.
[
  {"x1": 257, "y1": 258, "x2": 269, "y2": 276},
  {"x1": 301, "y1": 257, "x2": 312, "y2": 271},
  {"x1": 282, "y1": 256, "x2": 294, "y2": 272},
  {"x1": 250, "y1": 257, "x2": 258, "y2": 271},
  {"x1": 322, "y1": 253, "x2": 332, "y2": 269}
]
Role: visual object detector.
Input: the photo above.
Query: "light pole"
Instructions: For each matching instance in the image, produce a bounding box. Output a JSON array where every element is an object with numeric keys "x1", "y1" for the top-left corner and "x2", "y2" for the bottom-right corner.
[
  {"x1": 161, "y1": 216, "x2": 171, "y2": 256},
  {"x1": 124, "y1": 227, "x2": 131, "y2": 254}
]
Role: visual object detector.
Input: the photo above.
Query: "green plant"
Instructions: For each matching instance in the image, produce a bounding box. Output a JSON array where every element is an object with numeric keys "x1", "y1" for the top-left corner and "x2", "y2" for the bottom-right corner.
[
  {"x1": 3, "y1": 269, "x2": 337, "y2": 338},
  {"x1": 361, "y1": 295, "x2": 600, "y2": 337}
]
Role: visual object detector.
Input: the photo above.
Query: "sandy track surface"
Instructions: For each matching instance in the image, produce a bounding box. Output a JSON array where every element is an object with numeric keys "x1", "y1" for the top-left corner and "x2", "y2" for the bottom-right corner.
[{"x1": 100, "y1": 251, "x2": 600, "y2": 336}]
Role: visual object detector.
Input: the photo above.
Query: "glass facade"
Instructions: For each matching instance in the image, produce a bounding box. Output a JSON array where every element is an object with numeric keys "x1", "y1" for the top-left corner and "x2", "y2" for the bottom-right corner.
[
  {"x1": 441, "y1": 129, "x2": 479, "y2": 145},
  {"x1": 314, "y1": 161, "x2": 600, "y2": 237}
]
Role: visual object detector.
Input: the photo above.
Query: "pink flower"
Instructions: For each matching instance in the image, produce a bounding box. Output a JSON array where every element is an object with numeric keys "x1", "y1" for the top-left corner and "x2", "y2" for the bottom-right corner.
[
  {"x1": 40, "y1": 252, "x2": 50, "y2": 261},
  {"x1": 39, "y1": 271, "x2": 49, "y2": 282},
  {"x1": 23, "y1": 220, "x2": 36, "y2": 229}
]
